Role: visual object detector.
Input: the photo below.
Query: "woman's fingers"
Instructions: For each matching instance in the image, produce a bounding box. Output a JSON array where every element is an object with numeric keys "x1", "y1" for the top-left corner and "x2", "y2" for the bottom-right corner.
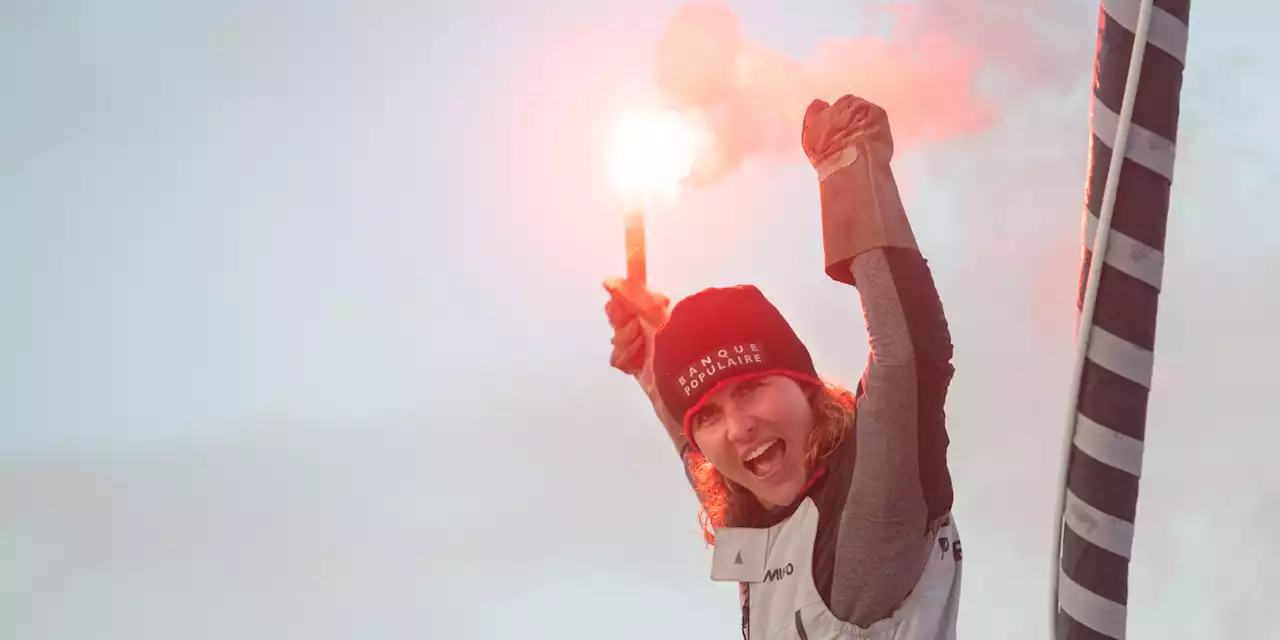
[
  {"x1": 802, "y1": 98, "x2": 831, "y2": 156},
  {"x1": 610, "y1": 336, "x2": 645, "y2": 373},
  {"x1": 604, "y1": 294, "x2": 646, "y2": 374},
  {"x1": 611, "y1": 317, "x2": 642, "y2": 345},
  {"x1": 602, "y1": 276, "x2": 668, "y2": 375},
  {"x1": 650, "y1": 292, "x2": 671, "y2": 317},
  {"x1": 604, "y1": 297, "x2": 635, "y2": 328},
  {"x1": 603, "y1": 278, "x2": 669, "y2": 327}
]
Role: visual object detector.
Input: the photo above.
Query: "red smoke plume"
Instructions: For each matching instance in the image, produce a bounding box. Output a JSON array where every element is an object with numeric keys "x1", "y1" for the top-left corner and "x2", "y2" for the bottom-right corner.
[{"x1": 654, "y1": 1, "x2": 997, "y2": 185}]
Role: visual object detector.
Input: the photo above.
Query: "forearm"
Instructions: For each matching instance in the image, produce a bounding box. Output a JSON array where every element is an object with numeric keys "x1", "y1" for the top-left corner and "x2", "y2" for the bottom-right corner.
[
  {"x1": 814, "y1": 99, "x2": 920, "y2": 288},
  {"x1": 815, "y1": 100, "x2": 953, "y2": 369},
  {"x1": 821, "y1": 109, "x2": 954, "y2": 387}
]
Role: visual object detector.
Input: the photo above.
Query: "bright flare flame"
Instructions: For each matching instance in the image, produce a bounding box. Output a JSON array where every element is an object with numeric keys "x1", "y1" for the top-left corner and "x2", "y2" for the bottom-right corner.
[{"x1": 610, "y1": 108, "x2": 700, "y2": 202}]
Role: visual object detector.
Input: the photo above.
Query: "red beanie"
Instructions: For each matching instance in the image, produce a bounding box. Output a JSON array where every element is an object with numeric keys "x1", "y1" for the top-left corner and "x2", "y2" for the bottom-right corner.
[{"x1": 652, "y1": 285, "x2": 821, "y2": 450}]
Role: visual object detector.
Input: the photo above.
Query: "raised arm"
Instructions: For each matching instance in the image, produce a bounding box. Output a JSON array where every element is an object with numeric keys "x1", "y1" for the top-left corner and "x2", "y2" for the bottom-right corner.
[{"x1": 803, "y1": 95, "x2": 956, "y2": 624}]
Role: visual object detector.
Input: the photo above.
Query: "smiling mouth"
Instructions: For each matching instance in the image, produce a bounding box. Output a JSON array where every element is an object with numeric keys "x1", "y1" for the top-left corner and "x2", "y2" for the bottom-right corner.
[{"x1": 743, "y1": 439, "x2": 786, "y2": 479}]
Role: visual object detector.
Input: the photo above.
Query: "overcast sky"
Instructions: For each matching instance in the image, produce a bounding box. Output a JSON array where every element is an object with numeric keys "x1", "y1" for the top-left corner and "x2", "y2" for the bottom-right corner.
[{"x1": 3, "y1": 1, "x2": 1278, "y2": 638}]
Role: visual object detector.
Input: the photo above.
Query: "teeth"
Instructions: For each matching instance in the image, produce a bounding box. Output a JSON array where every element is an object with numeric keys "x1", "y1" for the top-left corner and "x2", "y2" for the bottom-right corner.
[{"x1": 744, "y1": 439, "x2": 779, "y2": 463}]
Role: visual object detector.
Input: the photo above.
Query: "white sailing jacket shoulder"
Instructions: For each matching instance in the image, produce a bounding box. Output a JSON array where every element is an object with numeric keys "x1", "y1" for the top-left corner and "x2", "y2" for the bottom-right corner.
[{"x1": 711, "y1": 498, "x2": 962, "y2": 640}]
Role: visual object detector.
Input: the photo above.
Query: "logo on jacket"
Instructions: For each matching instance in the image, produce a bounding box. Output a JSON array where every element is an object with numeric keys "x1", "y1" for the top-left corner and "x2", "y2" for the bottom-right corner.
[{"x1": 763, "y1": 563, "x2": 794, "y2": 583}]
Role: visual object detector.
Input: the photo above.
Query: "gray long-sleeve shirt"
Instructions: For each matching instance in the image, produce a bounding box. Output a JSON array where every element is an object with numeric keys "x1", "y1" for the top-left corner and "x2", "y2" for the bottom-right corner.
[{"x1": 821, "y1": 245, "x2": 956, "y2": 626}]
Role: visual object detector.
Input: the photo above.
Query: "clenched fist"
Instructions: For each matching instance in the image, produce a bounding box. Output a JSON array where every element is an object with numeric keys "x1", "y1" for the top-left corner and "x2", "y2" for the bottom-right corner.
[{"x1": 801, "y1": 95, "x2": 894, "y2": 181}]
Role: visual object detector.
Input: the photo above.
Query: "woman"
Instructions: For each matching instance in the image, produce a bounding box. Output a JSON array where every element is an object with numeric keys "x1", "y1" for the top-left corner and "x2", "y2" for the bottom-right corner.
[{"x1": 603, "y1": 95, "x2": 961, "y2": 639}]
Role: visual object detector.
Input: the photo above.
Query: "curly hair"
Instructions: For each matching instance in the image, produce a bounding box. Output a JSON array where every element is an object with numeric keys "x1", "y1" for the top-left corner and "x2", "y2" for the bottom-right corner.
[{"x1": 685, "y1": 379, "x2": 856, "y2": 545}]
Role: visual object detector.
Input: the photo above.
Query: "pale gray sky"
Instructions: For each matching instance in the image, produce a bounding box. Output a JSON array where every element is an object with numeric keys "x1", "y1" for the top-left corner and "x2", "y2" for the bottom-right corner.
[{"x1": 3, "y1": 1, "x2": 1277, "y2": 638}]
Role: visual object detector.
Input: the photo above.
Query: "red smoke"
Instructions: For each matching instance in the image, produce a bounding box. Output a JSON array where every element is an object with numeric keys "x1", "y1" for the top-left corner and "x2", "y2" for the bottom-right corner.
[{"x1": 654, "y1": 1, "x2": 996, "y2": 186}]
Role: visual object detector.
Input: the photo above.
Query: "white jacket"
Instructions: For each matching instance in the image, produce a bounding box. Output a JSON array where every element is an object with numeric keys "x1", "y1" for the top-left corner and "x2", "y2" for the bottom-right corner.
[{"x1": 711, "y1": 498, "x2": 962, "y2": 639}]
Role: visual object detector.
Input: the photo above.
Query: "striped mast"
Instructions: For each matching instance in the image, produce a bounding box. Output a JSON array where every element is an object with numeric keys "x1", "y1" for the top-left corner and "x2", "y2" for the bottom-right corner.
[{"x1": 1052, "y1": 0, "x2": 1191, "y2": 639}]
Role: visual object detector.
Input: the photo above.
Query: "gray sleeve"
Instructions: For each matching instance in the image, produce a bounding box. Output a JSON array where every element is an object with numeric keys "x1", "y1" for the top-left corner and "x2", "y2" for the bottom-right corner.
[{"x1": 827, "y1": 246, "x2": 956, "y2": 626}]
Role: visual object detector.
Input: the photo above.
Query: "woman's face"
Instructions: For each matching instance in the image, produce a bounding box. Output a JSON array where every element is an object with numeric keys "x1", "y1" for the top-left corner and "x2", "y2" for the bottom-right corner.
[{"x1": 689, "y1": 374, "x2": 815, "y2": 509}]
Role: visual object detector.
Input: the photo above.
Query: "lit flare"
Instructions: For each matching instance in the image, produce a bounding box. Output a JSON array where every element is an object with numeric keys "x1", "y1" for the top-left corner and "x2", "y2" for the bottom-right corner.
[{"x1": 609, "y1": 108, "x2": 700, "y2": 202}]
